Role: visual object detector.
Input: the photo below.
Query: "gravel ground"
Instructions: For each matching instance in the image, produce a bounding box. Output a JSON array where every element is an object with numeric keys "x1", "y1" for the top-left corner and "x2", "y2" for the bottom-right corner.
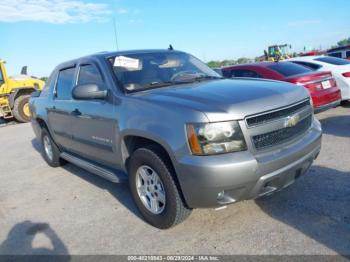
[{"x1": 0, "y1": 104, "x2": 349, "y2": 256}]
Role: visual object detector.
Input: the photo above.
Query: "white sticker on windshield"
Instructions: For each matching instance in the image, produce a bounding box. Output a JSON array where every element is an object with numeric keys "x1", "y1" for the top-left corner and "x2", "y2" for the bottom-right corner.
[{"x1": 114, "y1": 56, "x2": 140, "y2": 69}]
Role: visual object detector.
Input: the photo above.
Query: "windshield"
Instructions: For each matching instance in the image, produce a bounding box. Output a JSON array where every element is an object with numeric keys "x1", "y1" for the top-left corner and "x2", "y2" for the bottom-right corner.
[
  {"x1": 315, "y1": 56, "x2": 350, "y2": 66},
  {"x1": 108, "y1": 51, "x2": 221, "y2": 92}
]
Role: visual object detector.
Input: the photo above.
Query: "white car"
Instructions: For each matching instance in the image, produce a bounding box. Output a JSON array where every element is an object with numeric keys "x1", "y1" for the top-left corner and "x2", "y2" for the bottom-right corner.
[{"x1": 287, "y1": 56, "x2": 350, "y2": 101}]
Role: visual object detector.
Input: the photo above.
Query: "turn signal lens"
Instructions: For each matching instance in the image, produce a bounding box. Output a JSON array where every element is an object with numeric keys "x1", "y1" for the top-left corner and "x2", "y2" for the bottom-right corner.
[{"x1": 186, "y1": 124, "x2": 202, "y2": 155}]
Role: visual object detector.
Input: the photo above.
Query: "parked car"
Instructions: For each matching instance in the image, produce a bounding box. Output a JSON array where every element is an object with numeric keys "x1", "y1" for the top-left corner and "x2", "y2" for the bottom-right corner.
[
  {"x1": 327, "y1": 45, "x2": 350, "y2": 60},
  {"x1": 287, "y1": 56, "x2": 350, "y2": 101},
  {"x1": 30, "y1": 50, "x2": 322, "y2": 229},
  {"x1": 300, "y1": 50, "x2": 326, "y2": 57},
  {"x1": 222, "y1": 61, "x2": 341, "y2": 113}
]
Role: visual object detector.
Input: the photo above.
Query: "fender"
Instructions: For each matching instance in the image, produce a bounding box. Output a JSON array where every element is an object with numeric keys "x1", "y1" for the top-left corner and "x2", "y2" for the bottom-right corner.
[
  {"x1": 8, "y1": 87, "x2": 36, "y2": 108},
  {"x1": 119, "y1": 129, "x2": 177, "y2": 171}
]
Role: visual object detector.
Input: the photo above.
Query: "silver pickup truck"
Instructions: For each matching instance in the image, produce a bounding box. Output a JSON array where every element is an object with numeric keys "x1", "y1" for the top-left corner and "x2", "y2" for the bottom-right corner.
[{"x1": 30, "y1": 49, "x2": 322, "y2": 229}]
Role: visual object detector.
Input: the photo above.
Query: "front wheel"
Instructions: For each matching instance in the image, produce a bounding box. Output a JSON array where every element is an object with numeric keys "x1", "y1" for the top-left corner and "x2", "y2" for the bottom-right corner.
[{"x1": 128, "y1": 145, "x2": 192, "y2": 229}]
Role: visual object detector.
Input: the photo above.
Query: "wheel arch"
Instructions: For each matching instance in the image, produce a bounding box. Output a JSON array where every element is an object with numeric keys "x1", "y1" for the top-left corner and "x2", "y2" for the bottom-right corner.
[
  {"x1": 121, "y1": 134, "x2": 189, "y2": 207},
  {"x1": 122, "y1": 134, "x2": 175, "y2": 170},
  {"x1": 9, "y1": 87, "x2": 36, "y2": 108},
  {"x1": 34, "y1": 117, "x2": 55, "y2": 139}
]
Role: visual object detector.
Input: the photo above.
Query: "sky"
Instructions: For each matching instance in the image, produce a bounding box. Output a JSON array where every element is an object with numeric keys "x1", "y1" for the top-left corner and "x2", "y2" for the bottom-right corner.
[{"x1": 1, "y1": 0, "x2": 350, "y2": 77}]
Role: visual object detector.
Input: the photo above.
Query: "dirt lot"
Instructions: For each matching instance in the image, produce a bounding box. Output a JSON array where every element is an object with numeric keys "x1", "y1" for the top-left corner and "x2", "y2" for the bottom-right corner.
[{"x1": 0, "y1": 104, "x2": 349, "y2": 256}]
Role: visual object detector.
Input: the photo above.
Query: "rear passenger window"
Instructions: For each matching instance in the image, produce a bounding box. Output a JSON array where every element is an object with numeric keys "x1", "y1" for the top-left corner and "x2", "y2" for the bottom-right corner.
[
  {"x1": 78, "y1": 64, "x2": 104, "y2": 86},
  {"x1": 292, "y1": 61, "x2": 321, "y2": 70},
  {"x1": 346, "y1": 51, "x2": 350, "y2": 58},
  {"x1": 56, "y1": 67, "x2": 76, "y2": 100},
  {"x1": 40, "y1": 71, "x2": 57, "y2": 97}
]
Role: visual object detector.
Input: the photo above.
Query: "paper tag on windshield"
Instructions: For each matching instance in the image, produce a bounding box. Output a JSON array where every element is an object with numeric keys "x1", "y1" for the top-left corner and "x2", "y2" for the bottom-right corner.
[{"x1": 114, "y1": 56, "x2": 140, "y2": 69}]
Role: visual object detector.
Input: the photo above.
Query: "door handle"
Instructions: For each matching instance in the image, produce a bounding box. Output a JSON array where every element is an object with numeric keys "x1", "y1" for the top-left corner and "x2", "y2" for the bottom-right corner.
[{"x1": 71, "y1": 108, "x2": 82, "y2": 116}]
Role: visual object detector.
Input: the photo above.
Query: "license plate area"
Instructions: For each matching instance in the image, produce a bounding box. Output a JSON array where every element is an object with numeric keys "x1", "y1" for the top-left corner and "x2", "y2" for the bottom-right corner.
[{"x1": 322, "y1": 80, "x2": 331, "y2": 89}]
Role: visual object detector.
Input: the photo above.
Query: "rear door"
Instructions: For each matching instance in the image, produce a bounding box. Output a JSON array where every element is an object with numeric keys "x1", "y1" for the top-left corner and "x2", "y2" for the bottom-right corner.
[
  {"x1": 69, "y1": 61, "x2": 119, "y2": 168},
  {"x1": 47, "y1": 66, "x2": 77, "y2": 150}
]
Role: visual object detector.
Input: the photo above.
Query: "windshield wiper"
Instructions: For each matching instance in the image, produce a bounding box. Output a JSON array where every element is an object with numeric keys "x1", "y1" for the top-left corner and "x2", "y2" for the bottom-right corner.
[
  {"x1": 145, "y1": 81, "x2": 175, "y2": 88},
  {"x1": 127, "y1": 81, "x2": 189, "y2": 92},
  {"x1": 194, "y1": 75, "x2": 223, "y2": 81},
  {"x1": 127, "y1": 76, "x2": 223, "y2": 93},
  {"x1": 174, "y1": 75, "x2": 223, "y2": 83}
]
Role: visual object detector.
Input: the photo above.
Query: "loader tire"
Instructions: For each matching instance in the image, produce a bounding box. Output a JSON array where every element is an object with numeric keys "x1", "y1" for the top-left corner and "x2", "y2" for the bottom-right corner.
[{"x1": 12, "y1": 95, "x2": 31, "y2": 123}]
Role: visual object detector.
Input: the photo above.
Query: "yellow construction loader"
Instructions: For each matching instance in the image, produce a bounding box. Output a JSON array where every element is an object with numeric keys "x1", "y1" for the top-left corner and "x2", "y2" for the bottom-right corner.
[
  {"x1": 0, "y1": 59, "x2": 44, "y2": 122},
  {"x1": 262, "y1": 44, "x2": 293, "y2": 62}
]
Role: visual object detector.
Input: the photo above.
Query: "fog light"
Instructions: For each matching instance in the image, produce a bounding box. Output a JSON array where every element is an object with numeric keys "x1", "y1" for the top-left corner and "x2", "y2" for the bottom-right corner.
[{"x1": 217, "y1": 191, "x2": 225, "y2": 200}]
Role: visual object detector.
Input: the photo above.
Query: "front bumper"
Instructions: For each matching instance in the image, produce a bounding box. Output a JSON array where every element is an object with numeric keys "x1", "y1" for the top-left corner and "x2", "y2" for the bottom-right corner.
[{"x1": 175, "y1": 118, "x2": 322, "y2": 208}]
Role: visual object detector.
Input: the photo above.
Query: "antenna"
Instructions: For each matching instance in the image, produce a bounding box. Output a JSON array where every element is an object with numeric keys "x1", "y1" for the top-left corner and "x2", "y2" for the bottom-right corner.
[{"x1": 113, "y1": 17, "x2": 120, "y2": 51}]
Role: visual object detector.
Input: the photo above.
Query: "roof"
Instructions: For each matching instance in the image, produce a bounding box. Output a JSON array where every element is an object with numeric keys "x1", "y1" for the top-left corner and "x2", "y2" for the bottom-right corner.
[
  {"x1": 93, "y1": 49, "x2": 180, "y2": 58},
  {"x1": 55, "y1": 49, "x2": 181, "y2": 70}
]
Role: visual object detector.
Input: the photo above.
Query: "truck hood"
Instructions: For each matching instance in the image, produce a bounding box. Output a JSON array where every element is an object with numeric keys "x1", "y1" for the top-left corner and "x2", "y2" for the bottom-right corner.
[{"x1": 135, "y1": 79, "x2": 309, "y2": 121}]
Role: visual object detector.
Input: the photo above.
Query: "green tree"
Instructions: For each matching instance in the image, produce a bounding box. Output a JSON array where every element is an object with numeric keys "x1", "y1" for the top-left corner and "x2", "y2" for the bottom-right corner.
[
  {"x1": 337, "y1": 37, "x2": 350, "y2": 47},
  {"x1": 40, "y1": 76, "x2": 48, "y2": 82},
  {"x1": 207, "y1": 61, "x2": 222, "y2": 68},
  {"x1": 236, "y1": 57, "x2": 250, "y2": 64},
  {"x1": 207, "y1": 57, "x2": 254, "y2": 68}
]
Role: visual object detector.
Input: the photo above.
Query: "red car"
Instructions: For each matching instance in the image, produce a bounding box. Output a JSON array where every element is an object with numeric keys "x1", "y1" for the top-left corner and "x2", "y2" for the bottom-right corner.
[{"x1": 222, "y1": 61, "x2": 341, "y2": 113}]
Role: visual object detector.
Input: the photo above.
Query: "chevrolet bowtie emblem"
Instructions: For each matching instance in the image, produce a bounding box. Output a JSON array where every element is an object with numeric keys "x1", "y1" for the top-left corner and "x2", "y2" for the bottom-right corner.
[{"x1": 285, "y1": 114, "x2": 300, "y2": 128}]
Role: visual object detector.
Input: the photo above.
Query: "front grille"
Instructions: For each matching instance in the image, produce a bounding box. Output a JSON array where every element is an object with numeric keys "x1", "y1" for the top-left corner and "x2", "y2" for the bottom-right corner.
[
  {"x1": 246, "y1": 100, "x2": 310, "y2": 127},
  {"x1": 252, "y1": 115, "x2": 312, "y2": 150}
]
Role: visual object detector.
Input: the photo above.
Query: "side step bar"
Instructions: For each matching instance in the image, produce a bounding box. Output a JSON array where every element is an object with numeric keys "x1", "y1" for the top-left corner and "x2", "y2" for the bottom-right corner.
[{"x1": 60, "y1": 152, "x2": 127, "y2": 183}]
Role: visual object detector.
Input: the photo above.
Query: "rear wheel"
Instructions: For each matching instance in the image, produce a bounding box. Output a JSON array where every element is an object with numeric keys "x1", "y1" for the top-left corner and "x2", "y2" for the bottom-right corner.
[
  {"x1": 128, "y1": 145, "x2": 192, "y2": 229},
  {"x1": 41, "y1": 128, "x2": 65, "y2": 167},
  {"x1": 12, "y1": 94, "x2": 31, "y2": 123}
]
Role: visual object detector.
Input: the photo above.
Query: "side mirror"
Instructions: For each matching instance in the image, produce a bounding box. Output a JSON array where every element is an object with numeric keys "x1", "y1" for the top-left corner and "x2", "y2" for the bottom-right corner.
[
  {"x1": 31, "y1": 90, "x2": 41, "y2": 97},
  {"x1": 72, "y1": 84, "x2": 107, "y2": 100}
]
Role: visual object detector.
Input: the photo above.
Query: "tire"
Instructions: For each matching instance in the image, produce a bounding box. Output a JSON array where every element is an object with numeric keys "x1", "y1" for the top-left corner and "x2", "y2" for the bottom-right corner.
[
  {"x1": 41, "y1": 128, "x2": 65, "y2": 167},
  {"x1": 12, "y1": 94, "x2": 31, "y2": 123},
  {"x1": 128, "y1": 145, "x2": 192, "y2": 229}
]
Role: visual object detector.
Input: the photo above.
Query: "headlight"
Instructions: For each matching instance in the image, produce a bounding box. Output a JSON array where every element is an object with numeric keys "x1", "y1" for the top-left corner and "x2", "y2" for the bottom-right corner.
[{"x1": 186, "y1": 121, "x2": 247, "y2": 155}]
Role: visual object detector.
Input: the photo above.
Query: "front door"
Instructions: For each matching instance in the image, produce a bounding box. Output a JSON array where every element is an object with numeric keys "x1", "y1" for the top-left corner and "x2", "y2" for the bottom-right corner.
[{"x1": 69, "y1": 63, "x2": 120, "y2": 168}]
